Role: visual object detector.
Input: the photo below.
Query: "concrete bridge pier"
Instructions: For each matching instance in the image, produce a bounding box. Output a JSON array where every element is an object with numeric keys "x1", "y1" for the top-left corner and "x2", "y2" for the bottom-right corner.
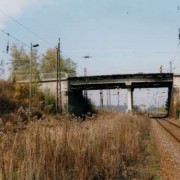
[
  {"x1": 127, "y1": 87, "x2": 134, "y2": 112},
  {"x1": 168, "y1": 86, "x2": 173, "y2": 117},
  {"x1": 68, "y1": 89, "x2": 83, "y2": 116},
  {"x1": 68, "y1": 89, "x2": 95, "y2": 117}
]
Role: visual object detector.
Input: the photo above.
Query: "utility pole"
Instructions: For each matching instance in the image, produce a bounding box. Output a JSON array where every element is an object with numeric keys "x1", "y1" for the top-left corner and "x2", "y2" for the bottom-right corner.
[
  {"x1": 29, "y1": 43, "x2": 33, "y2": 119},
  {"x1": 108, "y1": 90, "x2": 111, "y2": 107},
  {"x1": 100, "y1": 90, "x2": 103, "y2": 108},
  {"x1": 169, "y1": 61, "x2": 172, "y2": 73},
  {"x1": 56, "y1": 38, "x2": 62, "y2": 114},
  {"x1": 56, "y1": 41, "x2": 59, "y2": 113},
  {"x1": 58, "y1": 38, "x2": 62, "y2": 115},
  {"x1": 106, "y1": 89, "x2": 109, "y2": 108},
  {"x1": 117, "y1": 92, "x2": 120, "y2": 109},
  {"x1": 106, "y1": 89, "x2": 111, "y2": 108},
  {"x1": 82, "y1": 55, "x2": 92, "y2": 99},
  {"x1": 84, "y1": 67, "x2": 87, "y2": 99},
  {"x1": 29, "y1": 43, "x2": 39, "y2": 120}
]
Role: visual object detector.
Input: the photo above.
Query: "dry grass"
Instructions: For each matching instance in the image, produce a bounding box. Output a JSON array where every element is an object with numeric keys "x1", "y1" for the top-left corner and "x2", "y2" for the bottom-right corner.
[{"x1": 0, "y1": 110, "x2": 159, "y2": 179}]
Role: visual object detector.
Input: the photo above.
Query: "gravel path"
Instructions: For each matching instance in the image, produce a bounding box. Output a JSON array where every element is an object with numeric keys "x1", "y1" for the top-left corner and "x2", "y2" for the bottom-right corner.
[{"x1": 151, "y1": 119, "x2": 180, "y2": 179}]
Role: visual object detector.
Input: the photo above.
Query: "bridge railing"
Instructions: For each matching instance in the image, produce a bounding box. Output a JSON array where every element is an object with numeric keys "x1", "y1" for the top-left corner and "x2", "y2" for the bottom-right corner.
[{"x1": 13, "y1": 72, "x2": 68, "y2": 82}]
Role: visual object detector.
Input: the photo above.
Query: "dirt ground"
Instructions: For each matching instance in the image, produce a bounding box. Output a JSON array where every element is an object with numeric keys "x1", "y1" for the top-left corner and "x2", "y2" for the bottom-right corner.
[{"x1": 151, "y1": 119, "x2": 180, "y2": 179}]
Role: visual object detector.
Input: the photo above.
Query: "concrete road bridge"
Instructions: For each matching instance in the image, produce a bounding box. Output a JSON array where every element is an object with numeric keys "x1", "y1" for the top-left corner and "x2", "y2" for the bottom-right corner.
[{"x1": 18, "y1": 73, "x2": 180, "y2": 117}]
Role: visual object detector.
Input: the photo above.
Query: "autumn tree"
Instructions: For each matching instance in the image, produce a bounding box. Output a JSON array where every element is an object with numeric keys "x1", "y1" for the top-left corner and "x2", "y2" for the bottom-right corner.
[
  {"x1": 10, "y1": 44, "x2": 39, "y2": 81},
  {"x1": 9, "y1": 45, "x2": 76, "y2": 80},
  {"x1": 9, "y1": 44, "x2": 40, "y2": 99},
  {"x1": 40, "y1": 47, "x2": 76, "y2": 77}
]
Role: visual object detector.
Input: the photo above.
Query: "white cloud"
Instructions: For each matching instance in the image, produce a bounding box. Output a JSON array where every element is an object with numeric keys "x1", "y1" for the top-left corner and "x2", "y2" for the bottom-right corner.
[{"x1": 0, "y1": 0, "x2": 54, "y2": 29}]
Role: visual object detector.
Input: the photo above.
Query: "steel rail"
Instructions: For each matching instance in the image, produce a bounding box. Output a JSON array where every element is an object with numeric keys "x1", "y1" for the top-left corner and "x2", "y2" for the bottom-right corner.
[
  {"x1": 163, "y1": 119, "x2": 180, "y2": 129},
  {"x1": 155, "y1": 119, "x2": 180, "y2": 143}
]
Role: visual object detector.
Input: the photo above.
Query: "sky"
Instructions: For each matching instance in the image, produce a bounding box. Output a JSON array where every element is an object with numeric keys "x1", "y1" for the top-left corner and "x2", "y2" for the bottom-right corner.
[
  {"x1": 0, "y1": 0, "x2": 180, "y2": 77},
  {"x1": 0, "y1": 0, "x2": 175, "y2": 108}
]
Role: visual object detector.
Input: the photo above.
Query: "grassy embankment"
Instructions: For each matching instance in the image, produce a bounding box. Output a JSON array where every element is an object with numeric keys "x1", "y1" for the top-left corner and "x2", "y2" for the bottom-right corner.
[{"x1": 0, "y1": 110, "x2": 159, "y2": 179}]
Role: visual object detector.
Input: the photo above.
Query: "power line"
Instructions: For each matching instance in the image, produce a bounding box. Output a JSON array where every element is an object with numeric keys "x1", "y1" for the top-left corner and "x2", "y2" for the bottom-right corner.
[
  {"x1": 0, "y1": 29, "x2": 52, "y2": 58},
  {"x1": 0, "y1": 29, "x2": 30, "y2": 48},
  {"x1": 0, "y1": 8, "x2": 54, "y2": 47}
]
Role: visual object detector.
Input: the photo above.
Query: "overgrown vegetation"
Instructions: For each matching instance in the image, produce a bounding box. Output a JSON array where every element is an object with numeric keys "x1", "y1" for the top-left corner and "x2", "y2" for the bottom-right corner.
[
  {"x1": 0, "y1": 80, "x2": 160, "y2": 179},
  {"x1": 9, "y1": 45, "x2": 77, "y2": 81},
  {"x1": 0, "y1": 110, "x2": 159, "y2": 179},
  {"x1": 0, "y1": 95, "x2": 16, "y2": 115}
]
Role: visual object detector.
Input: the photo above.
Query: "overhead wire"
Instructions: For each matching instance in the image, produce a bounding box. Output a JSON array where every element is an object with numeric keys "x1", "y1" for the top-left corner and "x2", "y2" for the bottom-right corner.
[
  {"x1": 0, "y1": 28, "x2": 56, "y2": 58},
  {"x1": 0, "y1": 29, "x2": 62, "y2": 73},
  {"x1": 0, "y1": 29, "x2": 30, "y2": 48},
  {"x1": 0, "y1": 8, "x2": 54, "y2": 47}
]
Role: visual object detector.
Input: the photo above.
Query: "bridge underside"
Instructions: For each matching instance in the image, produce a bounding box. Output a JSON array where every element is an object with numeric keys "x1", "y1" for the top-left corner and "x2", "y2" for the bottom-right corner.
[
  {"x1": 68, "y1": 73, "x2": 173, "y2": 116},
  {"x1": 69, "y1": 81, "x2": 172, "y2": 90}
]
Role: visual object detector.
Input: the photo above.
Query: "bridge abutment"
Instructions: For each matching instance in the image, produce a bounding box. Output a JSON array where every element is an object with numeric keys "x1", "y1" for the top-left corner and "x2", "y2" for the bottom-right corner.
[
  {"x1": 169, "y1": 74, "x2": 180, "y2": 118},
  {"x1": 68, "y1": 89, "x2": 95, "y2": 117},
  {"x1": 68, "y1": 89, "x2": 83, "y2": 116}
]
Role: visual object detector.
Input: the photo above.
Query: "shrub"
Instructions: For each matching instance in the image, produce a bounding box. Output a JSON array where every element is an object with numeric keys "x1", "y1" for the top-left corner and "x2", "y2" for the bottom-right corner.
[
  {"x1": 0, "y1": 95, "x2": 16, "y2": 115},
  {"x1": 14, "y1": 83, "x2": 29, "y2": 99},
  {"x1": 44, "y1": 93, "x2": 56, "y2": 114}
]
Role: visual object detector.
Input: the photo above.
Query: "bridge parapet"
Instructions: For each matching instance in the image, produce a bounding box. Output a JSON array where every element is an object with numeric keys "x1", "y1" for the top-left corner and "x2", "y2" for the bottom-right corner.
[
  {"x1": 14, "y1": 72, "x2": 68, "y2": 82},
  {"x1": 69, "y1": 73, "x2": 173, "y2": 90}
]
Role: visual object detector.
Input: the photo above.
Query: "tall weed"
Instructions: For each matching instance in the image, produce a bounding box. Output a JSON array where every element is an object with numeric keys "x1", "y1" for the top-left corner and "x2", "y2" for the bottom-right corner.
[{"x1": 0, "y1": 110, "x2": 159, "y2": 179}]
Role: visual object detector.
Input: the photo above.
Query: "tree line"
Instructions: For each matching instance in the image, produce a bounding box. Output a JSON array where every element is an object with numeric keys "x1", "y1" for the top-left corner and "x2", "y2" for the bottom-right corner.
[{"x1": 8, "y1": 44, "x2": 76, "y2": 81}]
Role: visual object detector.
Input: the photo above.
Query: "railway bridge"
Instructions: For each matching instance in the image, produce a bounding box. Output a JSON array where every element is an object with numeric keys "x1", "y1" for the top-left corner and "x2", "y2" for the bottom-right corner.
[{"x1": 18, "y1": 73, "x2": 180, "y2": 117}]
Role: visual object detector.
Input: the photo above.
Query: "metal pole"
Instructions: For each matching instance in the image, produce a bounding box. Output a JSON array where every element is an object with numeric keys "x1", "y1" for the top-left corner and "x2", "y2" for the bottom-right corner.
[
  {"x1": 58, "y1": 38, "x2": 62, "y2": 115},
  {"x1": 29, "y1": 43, "x2": 39, "y2": 118},
  {"x1": 118, "y1": 92, "x2": 119, "y2": 109},
  {"x1": 56, "y1": 43, "x2": 59, "y2": 113},
  {"x1": 109, "y1": 90, "x2": 111, "y2": 107},
  {"x1": 100, "y1": 90, "x2": 103, "y2": 108},
  {"x1": 169, "y1": 61, "x2": 172, "y2": 73},
  {"x1": 29, "y1": 43, "x2": 32, "y2": 119},
  {"x1": 106, "y1": 89, "x2": 108, "y2": 108},
  {"x1": 84, "y1": 67, "x2": 87, "y2": 99}
]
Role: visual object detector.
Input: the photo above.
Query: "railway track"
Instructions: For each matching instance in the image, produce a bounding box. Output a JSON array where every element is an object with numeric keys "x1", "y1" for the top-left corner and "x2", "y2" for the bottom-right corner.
[{"x1": 155, "y1": 118, "x2": 180, "y2": 143}]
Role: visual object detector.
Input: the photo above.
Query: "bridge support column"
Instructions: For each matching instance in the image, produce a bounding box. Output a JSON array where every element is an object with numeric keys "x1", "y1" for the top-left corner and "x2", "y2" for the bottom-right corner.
[
  {"x1": 168, "y1": 86, "x2": 173, "y2": 117},
  {"x1": 68, "y1": 89, "x2": 95, "y2": 118},
  {"x1": 127, "y1": 88, "x2": 133, "y2": 113},
  {"x1": 68, "y1": 90, "x2": 83, "y2": 116}
]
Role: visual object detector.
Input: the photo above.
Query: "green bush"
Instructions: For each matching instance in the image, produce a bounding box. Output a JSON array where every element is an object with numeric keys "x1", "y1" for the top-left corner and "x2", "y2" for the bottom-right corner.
[{"x1": 44, "y1": 93, "x2": 56, "y2": 114}]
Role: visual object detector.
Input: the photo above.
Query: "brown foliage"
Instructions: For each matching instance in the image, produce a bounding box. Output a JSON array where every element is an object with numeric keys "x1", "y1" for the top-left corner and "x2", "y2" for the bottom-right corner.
[{"x1": 0, "y1": 110, "x2": 159, "y2": 179}]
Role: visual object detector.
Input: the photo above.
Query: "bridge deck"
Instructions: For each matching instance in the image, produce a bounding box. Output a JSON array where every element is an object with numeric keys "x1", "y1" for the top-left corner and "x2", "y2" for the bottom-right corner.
[{"x1": 69, "y1": 73, "x2": 173, "y2": 90}]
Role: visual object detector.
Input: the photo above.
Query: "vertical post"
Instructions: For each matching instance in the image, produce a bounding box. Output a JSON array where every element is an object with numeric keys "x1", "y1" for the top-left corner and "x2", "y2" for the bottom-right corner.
[
  {"x1": 84, "y1": 67, "x2": 87, "y2": 99},
  {"x1": 58, "y1": 38, "x2": 62, "y2": 115},
  {"x1": 56, "y1": 42, "x2": 59, "y2": 113},
  {"x1": 160, "y1": 65, "x2": 163, "y2": 73},
  {"x1": 117, "y1": 91, "x2": 120, "y2": 109},
  {"x1": 29, "y1": 43, "x2": 33, "y2": 119},
  {"x1": 106, "y1": 89, "x2": 109, "y2": 107},
  {"x1": 100, "y1": 90, "x2": 103, "y2": 108},
  {"x1": 29, "y1": 43, "x2": 39, "y2": 119},
  {"x1": 127, "y1": 88, "x2": 133, "y2": 112},
  {"x1": 109, "y1": 90, "x2": 111, "y2": 107},
  {"x1": 168, "y1": 86, "x2": 173, "y2": 117},
  {"x1": 170, "y1": 61, "x2": 172, "y2": 73}
]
